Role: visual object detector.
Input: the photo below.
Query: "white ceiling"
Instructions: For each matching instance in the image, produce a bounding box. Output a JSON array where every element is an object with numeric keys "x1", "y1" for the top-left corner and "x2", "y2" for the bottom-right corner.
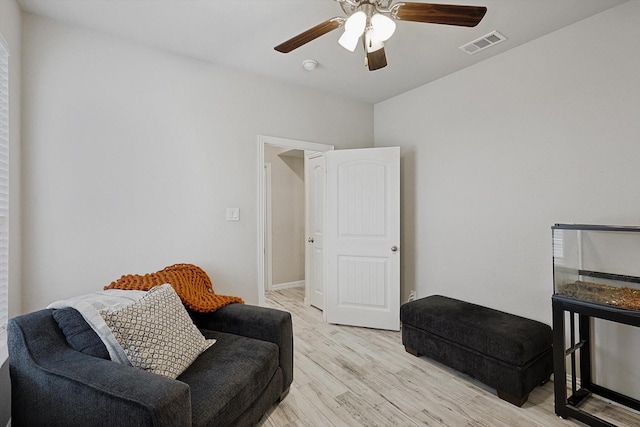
[{"x1": 17, "y1": 0, "x2": 627, "y2": 104}]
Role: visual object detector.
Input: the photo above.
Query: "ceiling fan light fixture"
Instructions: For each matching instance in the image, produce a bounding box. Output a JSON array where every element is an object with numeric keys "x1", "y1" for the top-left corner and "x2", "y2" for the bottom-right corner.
[
  {"x1": 344, "y1": 11, "x2": 366, "y2": 36},
  {"x1": 274, "y1": 2, "x2": 488, "y2": 71},
  {"x1": 338, "y1": 10, "x2": 366, "y2": 51},
  {"x1": 370, "y1": 13, "x2": 396, "y2": 41},
  {"x1": 338, "y1": 32, "x2": 361, "y2": 52},
  {"x1": 365, "y1": 30, "x2": 384, "y2": 53}
]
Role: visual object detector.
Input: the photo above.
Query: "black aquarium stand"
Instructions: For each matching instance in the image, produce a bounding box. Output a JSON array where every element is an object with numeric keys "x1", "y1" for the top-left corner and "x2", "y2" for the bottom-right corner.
[{"x1": 552, "y1": 295, "x2": 640, "y2": 427}]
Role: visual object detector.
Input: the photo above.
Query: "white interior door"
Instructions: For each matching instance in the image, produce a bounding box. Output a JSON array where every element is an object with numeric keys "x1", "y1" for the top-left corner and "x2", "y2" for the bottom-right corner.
[
  {"x1": 305, "y1": 153, "x2": 325, "y2": 310},
  {"x1": 324, "y1": 147, "x2": 400, "y2": 331}
]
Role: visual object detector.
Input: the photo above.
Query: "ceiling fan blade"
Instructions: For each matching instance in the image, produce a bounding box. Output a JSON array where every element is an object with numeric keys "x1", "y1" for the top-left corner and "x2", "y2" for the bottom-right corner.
[
  {"x1": 392, "y1": 2, "x2": 487, "y2": 27},
  {"x1": 367, "y1": 47, "x2": 387, "y2": 71},
  {"x1": 274, "y1": 18, "x2": 344, "y2": 53}
]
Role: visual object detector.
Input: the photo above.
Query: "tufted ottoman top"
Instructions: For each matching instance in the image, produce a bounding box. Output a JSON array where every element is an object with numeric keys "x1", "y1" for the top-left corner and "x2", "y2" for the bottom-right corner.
[{"x1": 401, "y1": 295, "x2": 552, "y2": 366}]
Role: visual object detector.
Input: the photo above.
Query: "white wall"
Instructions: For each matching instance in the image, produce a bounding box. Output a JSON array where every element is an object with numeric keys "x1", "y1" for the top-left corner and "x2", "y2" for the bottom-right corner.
[
  {"x1": 375, "y1": 1, "x2": 640, "y2": 395},
  {"x1": 0, "y1": 0, "x2": 21, "y2": 422},
  {"x1": 21, "y1": 14, "x2": 373, "y2": 311}
]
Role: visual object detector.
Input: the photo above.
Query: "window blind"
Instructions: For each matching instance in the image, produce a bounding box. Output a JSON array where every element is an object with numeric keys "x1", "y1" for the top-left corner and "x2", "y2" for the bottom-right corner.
[{"x1": 0, "y1": 37, "x2": 9, "y2": 335}]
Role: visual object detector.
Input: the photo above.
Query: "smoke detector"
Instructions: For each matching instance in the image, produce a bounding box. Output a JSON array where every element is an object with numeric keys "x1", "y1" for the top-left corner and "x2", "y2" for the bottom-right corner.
[
  {"x1": 459, "y1": 31, "x2": 507, "y2": 55},
  {"x1": 302, "y1": 59, "x2": 318, "y2": 71}
]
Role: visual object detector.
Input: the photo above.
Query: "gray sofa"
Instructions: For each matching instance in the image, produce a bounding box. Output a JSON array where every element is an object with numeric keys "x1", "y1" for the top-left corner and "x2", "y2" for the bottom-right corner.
[{"x1": 8, "y1": 303, "x2": 293, "y2": 427}]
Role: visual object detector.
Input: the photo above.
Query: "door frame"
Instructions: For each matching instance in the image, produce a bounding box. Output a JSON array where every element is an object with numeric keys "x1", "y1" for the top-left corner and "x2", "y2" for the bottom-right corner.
[
  {"x1": 256, "y1": 135, "x2": 333, "y2": 307},
  {"x1": 263, "y1": 162, "x2": 272, "y2": 292}
]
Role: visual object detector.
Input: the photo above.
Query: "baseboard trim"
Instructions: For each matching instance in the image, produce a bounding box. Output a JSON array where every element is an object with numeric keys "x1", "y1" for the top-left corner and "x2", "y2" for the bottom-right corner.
[{"x1": 271, "y1": 280, "x2": 304, "y2": 291}]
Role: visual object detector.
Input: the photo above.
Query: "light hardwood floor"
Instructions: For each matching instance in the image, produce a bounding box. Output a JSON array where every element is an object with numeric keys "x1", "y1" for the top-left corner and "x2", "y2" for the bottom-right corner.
[{"x1": 259, "y1": 287, "x2": 640, "y2": 427}]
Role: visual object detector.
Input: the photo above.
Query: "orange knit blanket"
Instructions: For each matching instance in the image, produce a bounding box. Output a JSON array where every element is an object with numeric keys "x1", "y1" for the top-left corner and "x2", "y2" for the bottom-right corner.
[{"x1": 104, "y1": 263, "x2": 244, "y2": 312}]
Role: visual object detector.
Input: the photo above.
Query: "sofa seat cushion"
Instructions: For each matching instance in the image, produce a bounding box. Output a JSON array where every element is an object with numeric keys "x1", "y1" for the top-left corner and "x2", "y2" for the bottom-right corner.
[{"x1": 178, "y1": 329, "x2": 280, "y2": 427}]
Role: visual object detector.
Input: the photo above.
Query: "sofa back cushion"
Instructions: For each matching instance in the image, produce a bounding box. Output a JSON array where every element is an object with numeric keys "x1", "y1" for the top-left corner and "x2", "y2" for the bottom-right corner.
[
  {"x1": 48, "y1": 289, "x2": 147, "y2": 364},
  {"x1": 52, "y1": 308, "x2": 109, "y2": 359}
]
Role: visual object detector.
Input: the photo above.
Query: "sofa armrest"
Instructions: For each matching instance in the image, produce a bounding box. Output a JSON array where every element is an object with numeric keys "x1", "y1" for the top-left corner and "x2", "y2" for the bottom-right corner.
[
  {"x1": 9, "y1": 310, "x2": 192, "y2": 427},
  {"x1": 190, "y1": 304, "x2": 293, "y2": 391}
]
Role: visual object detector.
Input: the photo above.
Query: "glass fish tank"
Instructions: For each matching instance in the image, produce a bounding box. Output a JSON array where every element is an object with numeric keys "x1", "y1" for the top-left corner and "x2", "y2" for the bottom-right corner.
[{"x1": 553, "y1": 224, "x2": 640, "y2": 311}]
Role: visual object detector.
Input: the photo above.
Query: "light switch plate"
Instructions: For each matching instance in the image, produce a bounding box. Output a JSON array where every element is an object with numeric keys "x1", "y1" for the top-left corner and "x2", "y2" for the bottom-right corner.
[{"x1": 226, "y1": 208, "x2": 240, "y2": 221}]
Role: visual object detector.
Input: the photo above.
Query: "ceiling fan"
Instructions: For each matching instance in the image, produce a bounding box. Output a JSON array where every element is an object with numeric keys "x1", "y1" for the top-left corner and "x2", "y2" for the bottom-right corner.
[{"x1": 274, "y1": 0, "x2": 487, "y2": 71}]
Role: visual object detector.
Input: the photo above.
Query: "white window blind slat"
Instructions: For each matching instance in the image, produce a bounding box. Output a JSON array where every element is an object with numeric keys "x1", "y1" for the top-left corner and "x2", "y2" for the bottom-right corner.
[{"x1": 0, "y1": 35, "x2": 8, "y2": 335}]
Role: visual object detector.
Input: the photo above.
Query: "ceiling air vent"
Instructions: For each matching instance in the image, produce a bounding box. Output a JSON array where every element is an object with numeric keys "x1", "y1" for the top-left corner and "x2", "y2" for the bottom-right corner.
[{"x1": 459, "y1": 31, "x2": 506, "y2": 55}]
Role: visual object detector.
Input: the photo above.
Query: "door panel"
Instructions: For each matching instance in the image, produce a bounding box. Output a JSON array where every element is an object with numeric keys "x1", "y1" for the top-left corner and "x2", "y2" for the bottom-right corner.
[
  {"x1": 338, "y1": 256, "x2": 388, "y2": 308},
  {"x1": 325, "y1": 147, "x2": 400, "y2": 331},
  {"x1": 305, "y1": 154, "x2": 325, "y2": 310}
]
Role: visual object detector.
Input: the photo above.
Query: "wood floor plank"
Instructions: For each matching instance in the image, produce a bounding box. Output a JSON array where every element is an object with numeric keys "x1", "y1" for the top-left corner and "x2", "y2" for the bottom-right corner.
[
  {"x1": 277, "y1": 385, "x2": 337, "y2": 427},
  {"x1": 335, "y1": 390, "x2": 419, "y2": 427},
  {"x1": 294, "y1": 349, "x2": 349, "y2": 397},
  {"x1": 259, "y1": 288, "x2": 640, "y2": 427},
  {"x1": 304, "y1": 350, "x2": 387, "y2": 407},
  {"x1": 298, "y1": 382, "x2": 363, "y2": 426}
]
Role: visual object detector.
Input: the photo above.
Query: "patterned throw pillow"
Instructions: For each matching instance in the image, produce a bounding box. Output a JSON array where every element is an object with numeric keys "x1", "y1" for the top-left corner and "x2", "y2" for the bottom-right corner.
[{"x1": 99, "y1": 284, "x2": 215, "y2": 378}]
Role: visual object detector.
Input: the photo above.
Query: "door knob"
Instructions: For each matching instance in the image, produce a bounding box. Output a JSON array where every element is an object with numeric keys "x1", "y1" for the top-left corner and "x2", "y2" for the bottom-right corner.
[
  {"x1": 391, "y1": 245, "x2": 398, "y2": 252},
  {"x1": 308, "y1": 237, "x2": 315, "y2": 243}
]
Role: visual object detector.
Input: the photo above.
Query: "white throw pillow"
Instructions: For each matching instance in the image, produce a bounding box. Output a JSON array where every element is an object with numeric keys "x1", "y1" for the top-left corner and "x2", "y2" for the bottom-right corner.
[{"x1": 98, "y1": 284, "x2": 215, "y2": 378}]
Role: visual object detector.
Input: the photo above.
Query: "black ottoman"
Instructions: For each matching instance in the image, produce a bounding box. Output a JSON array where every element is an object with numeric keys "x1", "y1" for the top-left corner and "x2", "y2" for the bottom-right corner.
[{"x1": 401, "y1": 295, "x2": 553, "y2": 406}]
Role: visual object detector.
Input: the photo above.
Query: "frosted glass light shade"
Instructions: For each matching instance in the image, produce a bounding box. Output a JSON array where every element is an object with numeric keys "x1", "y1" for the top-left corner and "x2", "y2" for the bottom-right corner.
[
  {"x1": 338, "y1": 32, "x2": 360, "y2": 52},
  {"x1": 339, "y1": 11, "x2": 366, "y2": 52},
  {"x1": 371, "y1": 13, "x2": 396, "y2": 41},
  {"x1": 344, "y1": 11, "x2": 366, "y2": 36},
  {"x1": 365, "y1": 31, "x2": 384, "y2": 53}
]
